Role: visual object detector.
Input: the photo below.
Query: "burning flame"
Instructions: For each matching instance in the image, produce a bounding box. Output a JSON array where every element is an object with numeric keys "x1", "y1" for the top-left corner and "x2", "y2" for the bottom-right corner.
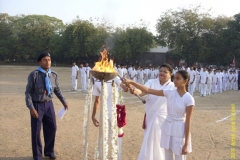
[{"x1": 92, "y1": 48, "x2": 116, "y2": 72}]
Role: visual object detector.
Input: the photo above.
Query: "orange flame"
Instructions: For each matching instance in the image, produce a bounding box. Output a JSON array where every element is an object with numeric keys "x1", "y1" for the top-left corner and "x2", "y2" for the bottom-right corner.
[{"x1": 92, "y1": 48, "x2": 116, "y2": 72}]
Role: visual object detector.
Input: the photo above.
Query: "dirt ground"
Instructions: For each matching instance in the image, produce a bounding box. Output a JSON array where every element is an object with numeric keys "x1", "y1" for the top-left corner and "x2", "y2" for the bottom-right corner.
[{"x1": 0, "y1": 65, "x2": 239, "y2": 160}]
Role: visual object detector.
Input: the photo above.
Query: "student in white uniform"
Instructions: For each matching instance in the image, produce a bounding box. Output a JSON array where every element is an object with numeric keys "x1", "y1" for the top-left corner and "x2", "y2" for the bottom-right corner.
[
  {"x1": 144, "y1": 66, "x2": 150, "y2": 83},
  {"x1": 216, "y1": 69, "x2": 223, "y2": 93},
  {"x1": 229, "y1": 71, "x2": 234, "y2": 90},
  {"x1": 79, "y1": 63, "x2": 87, "y2": 91},
  {"x1": 199, "y1": 67, "x2": 208, "y2": 97},
  {"x1": 212, "y1": 70, "x2": 218, "y2": 94},
  {"x1": 85, "y1": 63, "x2": 91, "y2": 89},
  {"x1": 136, "y1": 67, "x2": 141, "y2": 83},
  {"x1": 127, "y1": 65, "x2": 133, "y2": 78},
  {"x1": 154, "y1": 67, "x2": 159, "y2": 79},
  {"x1": 129, "y1": 66, "x2": 137, "y2": 82},
  {"x1": 137, "y1": 66, "x2": 145, "y2": 84},
  {"x1": 123, "y1": 65, "x2": 128, "y2": 77},
  {"x1": 195, "y1": 68, "x2": 200, "y2": 92},
  {"x1": 114, "y1": 63, "x2": 118, "y2": 72},
  {"x1": 207, "y1": 69, "x2": 213, "y2": 95},
  {"x1": 149, "y1": 67, "x2": 155, "y2": 79},
  {"x1": 71, "y1": 62, "x2": 79, "y2": 91},
  {"x1": 222, "y1": 70, "x2": 229, "y2": 91},
  {"x1": 124, "y1": 70, "x2": 194, "y2": 160},
  {"x1": 188, "y1": 66, "x2": 196, "y2": 96},
  {"x1": 234, "y1": 70, "x2": 238, "y2": 90},
  {"x1": 118, "y1": 65, "x2": 124, "y2": 78},
  {"x1": 126, "y1": 64, "x2": 176, "y2": 160}
]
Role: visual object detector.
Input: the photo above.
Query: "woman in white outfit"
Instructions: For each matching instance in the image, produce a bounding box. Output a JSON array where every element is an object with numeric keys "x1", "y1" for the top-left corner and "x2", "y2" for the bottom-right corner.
[{"x1": 124, "y1": 70, "x2": 195, "y2": 160}]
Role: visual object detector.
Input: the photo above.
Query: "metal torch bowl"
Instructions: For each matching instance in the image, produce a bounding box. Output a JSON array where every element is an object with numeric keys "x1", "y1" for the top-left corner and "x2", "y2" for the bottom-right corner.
[{"x1": 90, "y1": 70, "x2": 118, "y2": 82}]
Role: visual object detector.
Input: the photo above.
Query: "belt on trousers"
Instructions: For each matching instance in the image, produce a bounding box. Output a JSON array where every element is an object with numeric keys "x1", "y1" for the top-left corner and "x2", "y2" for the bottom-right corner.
[
  {"x1": 33, "y1": 100, "x2": 52, "y2": 103},
  {"x1": 166, "y1": 115, "x2": 185, "y2": 122}
]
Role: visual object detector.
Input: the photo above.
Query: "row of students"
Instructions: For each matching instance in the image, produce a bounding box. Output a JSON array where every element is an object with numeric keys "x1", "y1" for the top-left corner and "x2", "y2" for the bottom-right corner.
[
  {"x1": 71, "y1": 62, "x2": 91, "y2": 91},
  {"x1": 116, "y1": 64, "x2": 160, "y2": 84},
  {"x1": 173, "y1": 66, "x2": 239, "y2": 97}
]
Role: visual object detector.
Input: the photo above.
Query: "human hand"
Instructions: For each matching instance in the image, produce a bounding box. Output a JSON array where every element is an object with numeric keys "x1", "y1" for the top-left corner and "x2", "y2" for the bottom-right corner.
[
  {"x1": 64, "y1": 104, "x2": 69, "y2": 110},
  {"x1": 122, "y1": 78, "x2": 132, "y2": 85},
  {"x1": 92, "y1": 116, "x2": 99, "y2": 127},
  {"x1": 182, "y1": 144, "x2": 188, "y2": 155},
  {"x1": 30, "y1": 109, "x2": 39, "y2": 118}
]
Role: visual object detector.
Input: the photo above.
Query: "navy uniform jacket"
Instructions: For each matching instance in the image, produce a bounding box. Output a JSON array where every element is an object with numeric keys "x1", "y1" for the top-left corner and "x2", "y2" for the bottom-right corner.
[{"x1": 25, "y1": 70, "x2": 67, "y2": 110}]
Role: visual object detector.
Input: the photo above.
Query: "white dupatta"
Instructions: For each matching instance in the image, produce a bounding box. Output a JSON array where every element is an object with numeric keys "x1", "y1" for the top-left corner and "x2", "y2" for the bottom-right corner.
[{"x1": 138, "y1": 78, "x2": 175, "y2": 160}]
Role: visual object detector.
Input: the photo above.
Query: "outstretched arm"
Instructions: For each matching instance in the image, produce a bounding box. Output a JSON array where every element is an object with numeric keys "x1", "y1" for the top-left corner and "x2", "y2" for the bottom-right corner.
[{"x1": 126, "y1": 79, "x2": 164, "y2": 96}]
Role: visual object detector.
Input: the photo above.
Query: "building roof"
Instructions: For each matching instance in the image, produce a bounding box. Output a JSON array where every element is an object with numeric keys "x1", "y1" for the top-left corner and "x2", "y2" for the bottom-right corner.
[{"x1": 149, "y1": 46, "x2": 169, "y2": 53}]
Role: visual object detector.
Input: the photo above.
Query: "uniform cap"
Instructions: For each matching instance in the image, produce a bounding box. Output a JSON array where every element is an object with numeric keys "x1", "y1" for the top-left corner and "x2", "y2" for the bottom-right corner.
[{"x1": 37, "y1": 52, "x2": 50, "y2": 62}]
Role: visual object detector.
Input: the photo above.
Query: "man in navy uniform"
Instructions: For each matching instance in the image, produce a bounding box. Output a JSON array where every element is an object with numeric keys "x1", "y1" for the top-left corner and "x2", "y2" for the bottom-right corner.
[{"x1": 25, "y1": 52, "x2": 68, "y2": 160}]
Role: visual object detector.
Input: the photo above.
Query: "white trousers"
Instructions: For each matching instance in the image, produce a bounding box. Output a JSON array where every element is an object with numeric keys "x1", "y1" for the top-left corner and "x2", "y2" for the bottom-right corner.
[
  {"x1": 222, "y1": 80, "x2": 227, "y2": 91},
  {"x1": 165, "y1": 149, "x2": 186, "y2": 160},
  {"x1": 188, "y1": 82, "x2": 195, "y2": 96},
  {"x1": 217, "y1": 80, "x2": 222, "y2": 93},
  {"x1": 81, "y1": 77, "x2": 87, "y2": 91},
  {"x1": 200, "y1": 83, "x2": 207, "y2": 96},
  {"x1": 71, "y1": 76, "x2": 77, "y2": 90},
  {"x1": 212, "y1": 82, "x2": 217, "y2": 93},
  {"x1": 206, "y1": 82, "x2": 212, "y2": 95},
  {"x1": 86, "y1": 78, "x2": 90, "y2": 89},
  {"x1": 195, "y1": 78, "x2": 200, "y2": 91}
]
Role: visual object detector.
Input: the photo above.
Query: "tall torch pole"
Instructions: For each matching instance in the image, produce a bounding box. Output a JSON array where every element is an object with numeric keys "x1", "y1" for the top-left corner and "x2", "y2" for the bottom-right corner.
[{"x1": 98, "y1": 80, "x2": 105, "y2": 160}]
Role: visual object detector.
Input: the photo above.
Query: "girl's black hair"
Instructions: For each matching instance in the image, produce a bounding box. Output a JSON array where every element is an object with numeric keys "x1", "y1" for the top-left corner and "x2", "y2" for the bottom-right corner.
[{"x1": 176, "y1": 70, "x2": 190, "y2": 92}]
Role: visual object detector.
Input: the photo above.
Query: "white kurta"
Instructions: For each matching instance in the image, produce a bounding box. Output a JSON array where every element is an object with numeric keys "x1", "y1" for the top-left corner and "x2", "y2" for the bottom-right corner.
[
  {"x1": 138, "y1": 79, "x2": 175, "y2": 160},
  {"x1": 161, "y1": 89, "x2": 195, "y2": 156}
]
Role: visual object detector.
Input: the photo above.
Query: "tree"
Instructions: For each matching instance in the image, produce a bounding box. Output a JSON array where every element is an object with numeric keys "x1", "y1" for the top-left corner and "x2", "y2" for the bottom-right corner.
[
  {"x1": 112, "y1": 27, "x2": 154, "y2": 63},
  {"x1": 155, "y1": 6, "x2": 231, "y2": 65}
]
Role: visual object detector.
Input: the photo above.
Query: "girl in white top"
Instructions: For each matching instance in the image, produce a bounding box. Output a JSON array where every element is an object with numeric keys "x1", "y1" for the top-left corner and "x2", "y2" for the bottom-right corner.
[{"x1": 124, "y1": 70, "x2": 195, "y2": 160}]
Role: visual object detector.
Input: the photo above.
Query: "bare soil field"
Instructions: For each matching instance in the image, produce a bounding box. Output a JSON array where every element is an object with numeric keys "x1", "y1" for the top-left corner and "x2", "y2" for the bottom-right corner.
[{"x1": 0, "y1": 65, "x2": 239, "y2": 160}]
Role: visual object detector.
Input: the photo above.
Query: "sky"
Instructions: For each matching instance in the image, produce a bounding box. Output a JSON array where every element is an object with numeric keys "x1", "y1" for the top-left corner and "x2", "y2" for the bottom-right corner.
[{"x1": 1, "y1": 0, "x2": 240, "y2": 35}]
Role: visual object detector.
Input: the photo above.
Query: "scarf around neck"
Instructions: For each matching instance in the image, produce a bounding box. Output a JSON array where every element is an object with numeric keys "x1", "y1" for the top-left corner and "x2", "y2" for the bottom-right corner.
[{"x1": 37, "y1": 66, "x2": 52, "y2": 96}]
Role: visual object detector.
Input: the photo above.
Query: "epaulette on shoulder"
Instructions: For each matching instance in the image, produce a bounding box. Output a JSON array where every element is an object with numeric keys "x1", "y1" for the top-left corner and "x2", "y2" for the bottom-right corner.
[{"x1": 51, "y1": 71, "x2": 58, "y2": 76}]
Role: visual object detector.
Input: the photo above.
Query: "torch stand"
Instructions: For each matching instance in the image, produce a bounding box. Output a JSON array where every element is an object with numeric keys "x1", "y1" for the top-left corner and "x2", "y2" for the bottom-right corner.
[{"x1": 90, "y1": 70, "x2": 118, "y2": 160}]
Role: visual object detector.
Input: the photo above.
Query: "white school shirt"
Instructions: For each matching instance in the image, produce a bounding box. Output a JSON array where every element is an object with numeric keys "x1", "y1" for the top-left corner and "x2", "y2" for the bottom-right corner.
[
  {"x1": 223, "y1": 73, "x2": 228, "y2": 81},
  {"x1": 79, "y1": 67, "x2": 86, "y2": 78},
  {"x1": 144, "y1": 69, "x2": 150, "y2": 77},
  {"x1": 118, "y1": 68, "x2": 124, "y2": 77},
  {"x1": 200, "y1": 71, "x2": 208, "y2": 83},
  {"x1": 130, "y1": 69, "x2": 137, "y2": 78},
  {"x1": 189, "y1": 70, "x2": 196, "y2": 83},
  {"x1": 127, "y1": 67, "x2": 132, "y2": 74},
  {"x1": 154, "y1": 69, "x2": 159, "y2": 78},
  {"x1": 150, "y1": 70, "x2": 155, "y2": 79},
  {"x1": 207, "y1": 72, "x2": 213, "y2": 83},
  {"x1": 123, "y1": 68, "x2": 128, "y2": 77},
  {"x1": 71, "y1": 65, "x2": 79, "y2": 76},
  {"x1": 92, "y1": 77, "x2": 121, "y2": 119},
  {"x1": 161, "y1": 89, "x2": 195, "y2": 155},
  {"x1": 138, "y1": 70, "x2": 145, "y2": 79},
  {"x1": 85, "y1": 66, "x2": 91, "y2": 78},
  {"x1": 212, "y1": 74, "x2": 218, "y2": 83},
  {"x1": 229, "y1": 74, "x2": 234, "y2": 82},
  {"x1": 217, "y1": 72, "x2": 223, "y2": 82}
]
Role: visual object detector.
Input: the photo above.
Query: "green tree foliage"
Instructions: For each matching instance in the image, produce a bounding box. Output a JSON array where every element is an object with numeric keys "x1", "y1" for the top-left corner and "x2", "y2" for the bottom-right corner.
[
  {"x1": 155, "y1": 6, "x2": 238, "y2": 66},
  {"x1": 112, "y1": 27, "x2": 154, "y2": 61}
]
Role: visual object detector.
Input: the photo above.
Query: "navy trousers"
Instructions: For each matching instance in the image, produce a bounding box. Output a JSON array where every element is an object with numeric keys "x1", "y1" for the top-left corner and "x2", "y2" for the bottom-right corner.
[{"x1": 31, "y1": 100, "x2": 56, "y2": 160}]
